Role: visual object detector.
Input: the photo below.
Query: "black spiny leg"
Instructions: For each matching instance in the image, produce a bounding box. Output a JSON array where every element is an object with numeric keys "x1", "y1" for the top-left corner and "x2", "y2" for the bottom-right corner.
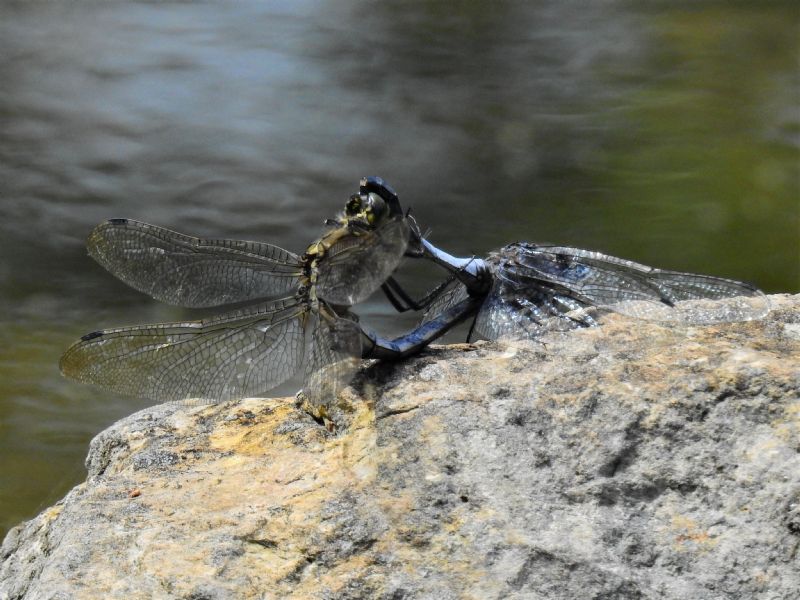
[
  {"x1": 380, "y1": 275, "x2": 459, "y2": 313},
  {"x1": 381, "y1": 278, "x2": 414, "y2": 313}
]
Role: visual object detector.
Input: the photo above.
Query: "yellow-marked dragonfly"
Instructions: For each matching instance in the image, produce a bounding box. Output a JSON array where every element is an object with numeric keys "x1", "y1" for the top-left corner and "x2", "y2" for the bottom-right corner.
[{"x1": 59, "y1": 178, "x2": 459, "y2": 413}]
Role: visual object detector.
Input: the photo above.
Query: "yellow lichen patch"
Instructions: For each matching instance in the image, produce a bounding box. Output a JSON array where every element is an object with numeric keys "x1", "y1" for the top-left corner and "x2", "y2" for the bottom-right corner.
[
  {"x1": 668, "y1": 515, "x2": 717, "y2": 552},
  {"x1": 373, "y1": 495, "x2": 418, "y2": 558},
  {"x1": 424, "y1": 529, "x2": 491, "y2": 594},
  {"x1": 625, "y1": 363, "x2": 669, "y2": 386},
  {"x1": 419, "y1": 415, "x2": 448, "y2": 454},
  {"x1": 40, "y1": 503, "x2": 63, "y2": 524},
  {"x1": 671, "y1": 515, "x2": 698, "y2": 530},
  {"x1": 121, "y1": 419, "x2": 381, "y2": 595},
  {"x1": 675, "y1": 530, "x2": 713, "y2": 545},
  {"x1": 642, "y1": 400, "x2": 668, "y2": 429},
  {"x1": 293, "y1": 552, "x2": 379, "y2": 597},
  {"x1": 207, "y1": 400, "x2": 305, "y2": 456},
  {"x1": 376, "y1": 391, "x2": 425, "y2": 415},
  {"x1": 241, "y1": 521, "x2": 327, "y2": 585},
  {"x1": 770, "y1": 401, "x2": 800, "y2": 445},
  {"x1": 330, "y1": 412, "x2": 378, "y2": 483}
]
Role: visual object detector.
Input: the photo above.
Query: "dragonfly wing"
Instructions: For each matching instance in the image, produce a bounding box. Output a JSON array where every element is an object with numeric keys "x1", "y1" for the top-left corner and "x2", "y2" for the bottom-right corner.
[
  {"x1": 474, "y1": 280, "x2": 599, "y2": 341},
  {"x1": 623, "y1": 269, "x2": 770, "y2": 324},
  {"x1": 501, "y1": 244, "x2": 768, "y2": 324},
  {"x1": 420, "y1": 279, "x2": 470, "y2": 325},
  {"x1": 316, "y1": 218, "x2": 410, "y2": 306},
  {"x1": 302, "y1": 310, "x2": 362, "y2": 410},
  {"x1": 59, "y1": 297, "x2": 306, "y2": 402},
  {"x1": 88, "y1": 219, "x2": 303, "y2": 307}
]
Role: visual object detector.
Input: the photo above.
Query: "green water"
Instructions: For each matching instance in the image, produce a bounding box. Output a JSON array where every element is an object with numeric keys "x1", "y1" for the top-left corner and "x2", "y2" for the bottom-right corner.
[{"x1": 1, "y1": 1, "x2": 798, "y2": 538}]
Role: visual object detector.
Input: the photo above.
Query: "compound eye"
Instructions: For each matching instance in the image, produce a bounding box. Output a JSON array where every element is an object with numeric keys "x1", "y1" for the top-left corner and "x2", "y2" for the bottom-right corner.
[
  {"x1": 364, "y1": 193, "x2": 387, "y2": 225},
  {"x1": 345, "y1": 194, "x2": 363, "y2": 216}
]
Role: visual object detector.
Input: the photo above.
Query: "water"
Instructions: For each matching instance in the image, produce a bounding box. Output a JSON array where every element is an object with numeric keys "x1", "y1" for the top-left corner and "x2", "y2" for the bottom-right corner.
[{"x1": 1, "y1": 1, "x2": 797, "y2": 537}]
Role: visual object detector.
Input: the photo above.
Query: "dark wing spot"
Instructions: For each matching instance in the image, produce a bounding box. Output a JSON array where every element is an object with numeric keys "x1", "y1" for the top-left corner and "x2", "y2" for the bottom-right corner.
[
  {"x1": 81, "y1": 330, "x2": 105, "y2": 341},
  {"x1": 108, "y1": 218, "x2": 128, "y2": 225}
]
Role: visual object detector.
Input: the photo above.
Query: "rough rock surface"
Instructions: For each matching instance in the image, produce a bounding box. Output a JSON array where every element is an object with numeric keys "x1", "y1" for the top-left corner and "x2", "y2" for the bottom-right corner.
[{"x1": 2, "y1": 294, "x2": 799, "y2": 600}]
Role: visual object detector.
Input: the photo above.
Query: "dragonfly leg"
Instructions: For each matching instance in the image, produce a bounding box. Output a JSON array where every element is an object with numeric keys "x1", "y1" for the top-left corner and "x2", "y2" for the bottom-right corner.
[
  {"x1": 381, "y1": 275, "x2": 460, "y2": 313},
  {"x1": 403, "y1": 212, "x2": 425, "y2": 258},
  {"x1": 465, "y1": 314, "x2": 479, "y2": 343},
  {"x1": 381, "y1": 279, "x2": 412, "y2": 312},
  {"x1": 380, "y1": 279, "x2": 415, "y2": 313},
  {"x1": 361, "y1": 295, "x2": 482, "y2": 360}
]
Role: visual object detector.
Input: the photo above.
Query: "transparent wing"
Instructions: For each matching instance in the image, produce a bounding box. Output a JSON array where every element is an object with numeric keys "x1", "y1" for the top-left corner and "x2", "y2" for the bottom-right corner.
[
  {"x1": 420, "y1": 279, "x2": 470, "y2": 325},
  {"x1": 474, "y1": 280, "x2": 599, "y2": 341},
  {"x1": 59, "y1": 297, "x2": 306, "y2": 402},
  {"x1": 316, "y1": 218, "x2": 410, "y2": 306},
  {"x1": 496, "y1": 243, "x2": 769, "y2": 325},
  {"x1": 302, "y1": 309, "x2": 362, "y2": 409},
  {"x1": 88, "y1": 219, "x2": 303, "y2": 308}
]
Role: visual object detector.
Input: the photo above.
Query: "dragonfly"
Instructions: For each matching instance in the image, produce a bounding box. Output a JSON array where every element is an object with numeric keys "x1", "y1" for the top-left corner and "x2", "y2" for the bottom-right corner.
[
  {"x1": 389, "y1": 235, "x2": 770, "y2": 342},
  {"x1": 359, "y1": 175, "x2": 769, "y2": 341},
  {"x1": 59, "y1": 177, "x2": 430, "y2": 413}
]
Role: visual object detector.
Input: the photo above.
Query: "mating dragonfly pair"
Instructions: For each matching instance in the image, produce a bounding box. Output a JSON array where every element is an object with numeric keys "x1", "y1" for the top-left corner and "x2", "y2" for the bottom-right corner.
[{"x1": 60, "y1": 177, "x2": 768, "y2": 413}]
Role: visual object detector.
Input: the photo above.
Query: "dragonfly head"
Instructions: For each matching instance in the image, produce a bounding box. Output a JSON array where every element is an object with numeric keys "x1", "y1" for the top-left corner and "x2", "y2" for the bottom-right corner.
[
  {"x1": 341, "y1": 191, "x2": 392, "y2": 230},
  {"x1": 358, "y1": 176, "x2": 403, "y2": 217},
  {"x1": 331, "y1": 176, "x2": 406, "y2": 231}
]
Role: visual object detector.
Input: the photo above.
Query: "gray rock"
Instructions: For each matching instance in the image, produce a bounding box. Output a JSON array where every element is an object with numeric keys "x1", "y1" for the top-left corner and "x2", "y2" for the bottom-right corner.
[{"x1": 1, "y1": 294, "x2": 798, "y2": 600}]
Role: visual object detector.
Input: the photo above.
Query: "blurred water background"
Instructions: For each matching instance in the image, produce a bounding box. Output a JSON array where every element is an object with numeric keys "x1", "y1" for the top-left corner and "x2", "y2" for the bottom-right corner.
[{"x1": 1, "y1": 0, "x2": 798, "y2": 537}]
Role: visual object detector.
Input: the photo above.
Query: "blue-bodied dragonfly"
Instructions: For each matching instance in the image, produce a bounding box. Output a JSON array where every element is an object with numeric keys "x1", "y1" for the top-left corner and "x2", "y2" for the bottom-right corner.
[{"x1": 376, "y1": 183, "x2": 769, "y2": 341}]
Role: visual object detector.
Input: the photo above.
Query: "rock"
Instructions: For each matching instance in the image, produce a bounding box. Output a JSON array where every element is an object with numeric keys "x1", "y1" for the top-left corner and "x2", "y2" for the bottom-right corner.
[{"x1": 1, "y1": 294, "x2": 799, "y2": 600}]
